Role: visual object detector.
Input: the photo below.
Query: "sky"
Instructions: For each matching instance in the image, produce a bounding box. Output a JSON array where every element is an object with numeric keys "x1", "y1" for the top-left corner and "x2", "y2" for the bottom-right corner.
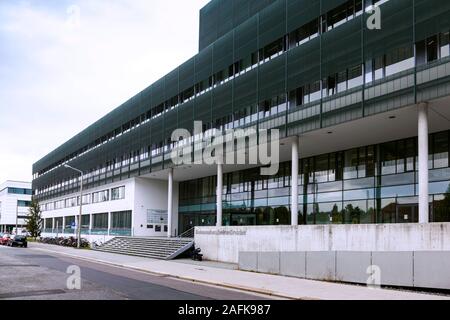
[{"x1": 0, "y1": 0, "x2": 210, "y2": 183}]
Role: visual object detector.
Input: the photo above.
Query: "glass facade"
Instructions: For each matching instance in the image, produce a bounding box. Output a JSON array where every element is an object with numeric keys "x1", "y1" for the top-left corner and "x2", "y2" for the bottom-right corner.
[
  {"x1": 179, "y1": 130, "x2": 450, "y2": 232},
  {"x1": 32, "y1": 0, "x2": 450, "y2": 205},
  {"x1": 8, "y1": 187, "x2": 32, "y2": 195}
]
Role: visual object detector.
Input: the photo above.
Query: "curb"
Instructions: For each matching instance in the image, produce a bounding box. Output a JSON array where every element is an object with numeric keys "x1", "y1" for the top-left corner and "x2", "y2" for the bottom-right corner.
[{"x1": 30, "y1": 246, "x2": 304, "y2": 300}]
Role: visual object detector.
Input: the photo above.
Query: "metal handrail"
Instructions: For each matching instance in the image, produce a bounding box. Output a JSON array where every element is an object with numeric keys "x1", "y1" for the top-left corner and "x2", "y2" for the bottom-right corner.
[{"x1": 177, "y1": 227, "x2": 195, "y2": 239}]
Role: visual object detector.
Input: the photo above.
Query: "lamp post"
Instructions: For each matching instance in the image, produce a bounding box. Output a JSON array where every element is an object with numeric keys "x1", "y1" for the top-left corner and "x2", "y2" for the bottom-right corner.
[
  {"x1": 15, "y1": 201, "x2": 18, "y2": 235},
  {"x1": 64, "y1": 164, "x2": 83, "y2": 249}
]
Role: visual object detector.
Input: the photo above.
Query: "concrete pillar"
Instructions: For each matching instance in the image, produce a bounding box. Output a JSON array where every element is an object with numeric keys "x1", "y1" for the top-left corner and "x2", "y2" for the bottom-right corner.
[
  {"x1": 62, "y1": 217, "x2": 66, "y2": 234},
  {"x1": 89, "y1": 214, "x2": 93, "y2": 233},
  {"x1": 216, "y1": 163, "x2": 223, "y2": 227},
  {"x1": 108, "y1": 212, "x2": 112, "y2": 235},
  {"x1": 167, "y1": 168, "x2": 174, "y2": 238},
  {"x1": 291, "y1": 137, "x2": 299, "y2": 226},
  {"x1": 418, "y1": 103, "x2": 430, "y2": 223}
]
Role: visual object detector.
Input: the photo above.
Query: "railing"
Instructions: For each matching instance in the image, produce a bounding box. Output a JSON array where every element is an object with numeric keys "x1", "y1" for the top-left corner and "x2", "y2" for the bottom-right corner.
[
  {"x1": 177, "y1": 227, "x2": 195, "y2": 239},
  {"x1": 109, "y1": 229, "x2": 132, "y2": 236},
  {"x1": 90, "y1": 228, "x2": 108, "y2": 235}
]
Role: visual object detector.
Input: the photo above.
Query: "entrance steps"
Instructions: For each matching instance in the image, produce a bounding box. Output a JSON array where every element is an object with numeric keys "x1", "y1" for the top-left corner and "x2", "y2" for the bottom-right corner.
[{"x1": 93, "y1": 236, "x2": 194, "y2": 260}]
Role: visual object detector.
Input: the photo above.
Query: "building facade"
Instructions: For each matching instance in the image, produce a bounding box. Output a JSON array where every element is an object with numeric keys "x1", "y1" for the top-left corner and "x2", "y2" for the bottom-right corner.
[
  {"x1": 33, "y1": 0, "x2": 450, "y2": 241},
  {"x1": 0, "y1": 181, "x2": 32, "y2": 233}
]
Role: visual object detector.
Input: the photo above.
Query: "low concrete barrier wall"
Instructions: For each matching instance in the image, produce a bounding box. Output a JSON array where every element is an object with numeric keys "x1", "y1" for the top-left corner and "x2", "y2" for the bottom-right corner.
[
  {"x1": 238, "y1": 250, "x2": 450, "y2": 290},
  {"x1": 194, "y1": 223, "x2": 450, "y2": 263}
]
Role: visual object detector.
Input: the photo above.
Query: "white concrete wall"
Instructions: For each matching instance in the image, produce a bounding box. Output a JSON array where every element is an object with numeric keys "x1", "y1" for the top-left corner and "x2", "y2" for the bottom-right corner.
[
  {"x1": 133, "y1": 177, "x2": 179, "y2": 237},
  {"x1": 195, "y1": 223, "x2": 450, "y2": 263},
  {"x1": 40, "y1": 179, "x2": 135, "y2": 225},
  {"x1": 0, "y1": 181, "x2": 31, "y2": 227},
  {"x1": 40, "y1": 177, "x2": 179, "y2": 237}
]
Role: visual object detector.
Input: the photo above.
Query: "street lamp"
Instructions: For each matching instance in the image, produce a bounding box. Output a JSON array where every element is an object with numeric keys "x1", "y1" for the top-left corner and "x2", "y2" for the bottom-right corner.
[{"x1": 64, "y1": 164, "x2": 83, "y2": 249}]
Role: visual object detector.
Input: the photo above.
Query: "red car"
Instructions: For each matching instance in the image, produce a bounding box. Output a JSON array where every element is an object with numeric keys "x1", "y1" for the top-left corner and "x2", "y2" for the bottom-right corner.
[{"x1": 0, "y1": 234, "x2": 11, "y2": 245}]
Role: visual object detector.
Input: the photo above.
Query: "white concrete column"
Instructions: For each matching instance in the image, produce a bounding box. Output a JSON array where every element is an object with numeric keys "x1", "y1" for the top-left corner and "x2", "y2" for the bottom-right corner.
[
  {"x1": 418, "y1": 103, "x2": 430, "y2": 223},
  {"x1": 89, "y1": 214, "x2": 93, "y2": 232},
  {"x1": 167, "y1": 168, "x2": 174, "y2": 238},
  {"x1": 291, "y1": 137, "x2": 299, "y2": 226},
  {"x1": 107, "y1": 212, "x2": 112, "y2": 235},
  {"x1": 216, "y1": 163, "x2": 223, "y2": 227}
]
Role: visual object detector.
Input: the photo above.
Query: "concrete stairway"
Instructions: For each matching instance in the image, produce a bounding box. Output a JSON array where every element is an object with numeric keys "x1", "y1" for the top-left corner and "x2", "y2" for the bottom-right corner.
[{"x1": 93, "y1": 237, "x2": 194, "y2": 260}]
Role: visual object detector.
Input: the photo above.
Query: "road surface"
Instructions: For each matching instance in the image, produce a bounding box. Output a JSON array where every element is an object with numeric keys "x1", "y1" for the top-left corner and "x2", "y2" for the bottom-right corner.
[{"x1": 0, "y1": 245, "x2": 270, "y2": 300}]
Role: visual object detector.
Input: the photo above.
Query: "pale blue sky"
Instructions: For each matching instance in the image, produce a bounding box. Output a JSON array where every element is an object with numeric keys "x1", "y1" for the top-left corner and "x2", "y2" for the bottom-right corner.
[{"x1": 0, "y1": 0, "x2": 209, "y2": 183}]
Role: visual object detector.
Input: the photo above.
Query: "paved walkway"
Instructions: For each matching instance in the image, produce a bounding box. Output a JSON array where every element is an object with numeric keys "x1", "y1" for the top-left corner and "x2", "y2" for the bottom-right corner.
[{"x1": 28, "y1": 243, "x2": 449, "y2": 300}]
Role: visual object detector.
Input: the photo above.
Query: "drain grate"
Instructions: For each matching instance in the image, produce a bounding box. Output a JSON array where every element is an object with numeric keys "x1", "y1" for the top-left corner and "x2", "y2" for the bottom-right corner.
[{"x1": 0, "y1": 289, "x2": 66, "y2": 299}]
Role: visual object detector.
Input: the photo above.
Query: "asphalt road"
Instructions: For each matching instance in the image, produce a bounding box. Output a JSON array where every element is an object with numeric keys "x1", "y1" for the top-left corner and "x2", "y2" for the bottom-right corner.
[{"x1": 0, "y1": 245, "x2": 269, "y2": 300}]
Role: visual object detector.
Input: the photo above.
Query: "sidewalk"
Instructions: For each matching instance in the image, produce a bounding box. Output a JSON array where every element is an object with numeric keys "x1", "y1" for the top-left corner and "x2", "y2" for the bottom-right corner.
[{"x1": 29, "y1": 243, "x2": 449, "y2": 300}]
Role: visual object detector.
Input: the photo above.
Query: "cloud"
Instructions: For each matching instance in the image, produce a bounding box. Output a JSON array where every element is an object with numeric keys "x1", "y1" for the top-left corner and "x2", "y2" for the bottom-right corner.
[{"x1": 0, "y1": 0, "x2": 209, "y2": 183}]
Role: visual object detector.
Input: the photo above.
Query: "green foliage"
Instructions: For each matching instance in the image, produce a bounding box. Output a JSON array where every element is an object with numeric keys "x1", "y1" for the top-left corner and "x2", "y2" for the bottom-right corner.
[{"x1": 25, "y1": 199, "x2": 43, "y2": 238}]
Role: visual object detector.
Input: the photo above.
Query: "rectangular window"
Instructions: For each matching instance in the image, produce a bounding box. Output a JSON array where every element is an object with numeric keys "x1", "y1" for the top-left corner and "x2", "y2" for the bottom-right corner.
[
  {"x1": 381, "y1": 142, "x2": 397, "y2": 175},
  {"x1": 111, "y1": 211, "x2": 132, "y2": 229},
  {"x1": 111, "y1": 186, "x2": 125, "y2": 201},
  {"x1": 374, "y1": 56, "x2": 384, "y2": 80},
  {"x1": 385, "y1": 46, "x2": 414, "y2": 76},
  {"x1": 65, "y1": 197, "x2": 76, "y2": 208},
  {"x1": 92, "y1": 190, "x2": 109, "y2": 203},
  {"x1": 93, "y1": 213, "x2": 108, "y2": 229},
  {"x1": 337, "y1": 71, "x2": 347, "y2": 92},
  {"x1": 427, "y1": 35, "x2": 439, "y2": 62},
  {"x1": 347, "y1": 65, "x2": 363, "y2": 89},
  {"x1": 309, "y1": 81, "x2": 321, "y2": 102},
  {"x1": 365, "y1": 59, "x2": 373, "y2": 83},
  {"x1": 65, "y1": 216, "x2": 75, "y2": 229},
  {"x1": 55, "y1": 200, "x2": 65, "y2": 210},
  {"x1": 416, "y1": 40, "x2": 426, "y2": 66},
  {"x1": 7, "y1": 188, "x2": 32, "y2": 195},
  {"x1": 81, "y1": 215, "x2": 90, "y2": 229},
  {"x1": 440, "y1": 32, "x2": 450, "y2": 58},
  {"x1": 77, "y1": 194, "x2": 91, "y2": 205},
  {"x1": 344, "y1": 149, "x2": 358, "y2": 180},
  {"x1": 17, "y1": 200, "x2": 31, "y2": 207},
  {"x1": 315, "y1": 155, "x2": 329, "y2": 183},
  {"x1": 327, "y1": 75, "x2": 337, "y2": 96},
  {"x1": 54, "y1": 217, "x2": 63, "y2": 230},
  {"x1": 433, "y1": 132, "x2": 449, "y2": 169}
]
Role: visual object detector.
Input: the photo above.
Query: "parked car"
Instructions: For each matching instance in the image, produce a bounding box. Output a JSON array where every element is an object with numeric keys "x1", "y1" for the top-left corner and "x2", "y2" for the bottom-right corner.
[
  {"x1": 0, "y1": 234, "x2": 11, "y2": 246},
  {"x1": 7, "y1": 235, "x2": 28, "y2": 248}
]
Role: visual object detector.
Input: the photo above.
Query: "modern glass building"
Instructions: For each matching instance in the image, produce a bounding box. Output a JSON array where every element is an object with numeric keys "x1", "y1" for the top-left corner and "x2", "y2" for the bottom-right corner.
[{"x1": 33, "y1": 0, "x2": 450, "y2": 239}]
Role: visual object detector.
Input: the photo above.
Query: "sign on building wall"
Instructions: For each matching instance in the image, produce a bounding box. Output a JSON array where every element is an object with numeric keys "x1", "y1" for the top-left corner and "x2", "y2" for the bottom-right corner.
[{"x1": 147, "y1": 209, "x2": 168, "y2": 225}]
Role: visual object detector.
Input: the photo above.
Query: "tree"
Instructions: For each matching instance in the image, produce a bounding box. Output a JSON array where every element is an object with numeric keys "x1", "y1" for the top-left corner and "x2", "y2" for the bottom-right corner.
[{"x1": 25, "y1": 200, "x2": 43, "y2": 238}]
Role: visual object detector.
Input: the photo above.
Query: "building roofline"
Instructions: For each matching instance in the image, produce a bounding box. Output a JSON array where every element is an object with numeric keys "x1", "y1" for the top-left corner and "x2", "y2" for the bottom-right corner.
[{"x1": 1, "y1": 180, "x2": 31, "y2": 185}]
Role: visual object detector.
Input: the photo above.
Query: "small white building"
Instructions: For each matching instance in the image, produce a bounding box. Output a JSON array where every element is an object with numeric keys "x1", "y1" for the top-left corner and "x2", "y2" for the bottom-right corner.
[
  {"x1": 0, "y1": 181, "x2": 32, "y2": 233},
  {"x1": 39, "y1": 177, "x2": 178, "y2": 244}
]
